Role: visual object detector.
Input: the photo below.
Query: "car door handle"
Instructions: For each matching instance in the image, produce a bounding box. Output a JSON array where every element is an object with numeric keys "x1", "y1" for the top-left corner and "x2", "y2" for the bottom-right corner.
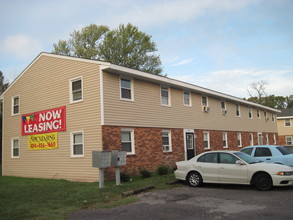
[{"x1": 266, "y1": 158, "x2": 271, "y2": 160}]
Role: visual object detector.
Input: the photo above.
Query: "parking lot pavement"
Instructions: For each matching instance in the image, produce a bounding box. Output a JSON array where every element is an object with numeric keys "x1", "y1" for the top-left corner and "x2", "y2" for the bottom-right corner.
[{"x1": 70, "y1": 183, "x2": 293, "y2": 220}]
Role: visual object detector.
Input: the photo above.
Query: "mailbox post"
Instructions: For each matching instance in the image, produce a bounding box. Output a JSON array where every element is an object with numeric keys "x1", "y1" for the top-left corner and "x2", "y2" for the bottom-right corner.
[
  {"x1": 92, "y1": 151, "x2": 111, "y2": 188},
  {"x1": 111, "y1": 150, "x2": 127, "y2": 186}
]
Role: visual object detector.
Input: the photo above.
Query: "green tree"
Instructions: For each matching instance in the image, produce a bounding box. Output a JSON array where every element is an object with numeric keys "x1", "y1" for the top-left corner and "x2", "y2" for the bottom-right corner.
[
  {"x1": 52, "y1": 23, "x2": 163, "y2": 75},
  {"x1": 0, "y1": 71, "x2": 9, "y2": 95}
]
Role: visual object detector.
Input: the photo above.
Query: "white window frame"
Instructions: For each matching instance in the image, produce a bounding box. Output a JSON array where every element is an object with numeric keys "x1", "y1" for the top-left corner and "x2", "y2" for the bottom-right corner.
[
  {"x1": 250, "y1": 133, "x2": 254, "y2": 146},
  {"x1": 11, "y1": 137, "x2": 20, "y2": 158},
  {"x1": 162, "y1": 130, "x2": 172, "y2": 152},
  {"x1": 273, "y1": 134, "x2": 277, "y2": 144},
  {"x1": 222, "y1": 132, "x2": 228, "y2": 149},
  {"x1": 121, "y1": 128, "x2": 135, "y2": 155},
  {"x1": 221, "y1": 101, "x2": 227, "y2": 115},
  {"x1": 248, "y1": 107, "x2": 253, "y2": 119},
  {"x1": 286, "y1": 136, "x2": 292, "y2": 145},
  {"x1": 203, "y1": 131, "x2": 210, "y2": 149},
  {"x1": 202, "y1": 96, "x2": 208, "y2": 107},
  {"x1": 264, "y1": 112, "x2": 268, "y2": 121},
  {"x1": 11, "y1": 95, "x2": 20, "y2": 116},
  {"x1": 70, "y1": 131, "x2": 84, "y2": 157},
  {"x1": 160, "y1": 85, "x2": 171, "y2": 106},
  {"x1": 257, "y1": 109, "x2": 260, "y2": 118},
  {"x1": 285, "y1": 119, "x2": 291, "y2": 127},
  {"x1": 237, "y1": 132, "x2": 242, "y2": 147},
  {"x1": 272, "y1": 113, "x2": 275, "y2": 122},
  {"x1": 235, "y1": 104, "x2": 241, "y2": 117},
  {"x1": 120, "y1": 77, "x2": 134, "y2": 101},
  {"x1": 69, "y1": 76, "x2": 83, "y2": 103},
  {"x1": 183, "y1": 91, "x2": 191, "y2": 106},
  {"x1": 266, "y1": 134, "x2": 269, "y2": 145}
]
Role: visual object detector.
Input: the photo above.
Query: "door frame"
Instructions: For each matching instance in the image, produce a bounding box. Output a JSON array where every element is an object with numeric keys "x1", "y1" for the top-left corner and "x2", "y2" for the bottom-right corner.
[{"x1": 184, "y1": 129, "x2": 195, "y2": 160}]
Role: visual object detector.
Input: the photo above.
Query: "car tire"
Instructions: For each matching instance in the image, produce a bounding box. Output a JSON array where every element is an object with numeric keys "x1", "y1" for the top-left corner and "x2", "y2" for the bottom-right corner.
[
  {"x1": 187, "y1": 171, "x2": 202, "y2": 187},
  {"x1": 254, "y1": 173, "x2": 273, "y2": 191}
]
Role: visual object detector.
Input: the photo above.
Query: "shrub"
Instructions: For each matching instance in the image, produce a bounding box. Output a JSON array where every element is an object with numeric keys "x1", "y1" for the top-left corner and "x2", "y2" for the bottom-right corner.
[
  {"x1": 139, "y1": 168, "x2": 152, "y2": 178},
  {"x1": 120, "y1": 172, "x2": 130, "y2": 182},
  {"x1": 157, "y1": 165, "x2": 169, "y2": 175}
]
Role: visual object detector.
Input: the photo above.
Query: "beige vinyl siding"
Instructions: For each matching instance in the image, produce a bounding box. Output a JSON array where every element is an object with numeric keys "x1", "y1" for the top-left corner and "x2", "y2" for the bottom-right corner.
[
  {"x1": 3, "y1": 55, "x2": 102, "y2": 182},
  {"x1": 103, "y1": 71, "x2": 277, "y2": 133},
  {"x1": 277, "y1": 118, "x2": 293, "y2": 135}
]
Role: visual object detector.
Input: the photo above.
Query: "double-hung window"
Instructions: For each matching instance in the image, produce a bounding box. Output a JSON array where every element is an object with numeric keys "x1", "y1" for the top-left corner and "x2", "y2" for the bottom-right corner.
[
  {"x1": 237, "y1": 132, "x2": 242, "y2": 147},
  {"x1": 162, "y1": 130, "x2": 172, "y2": 152},
  {"x1": 257, "y1": 109, "x2": 260, "y2": 118},
  {"x1": 120, "y1": 78, "x2": 133, "y2": 100},
  {"x1": 235, "y1": 104, "x2": 240, "y2": 117},
  {"x1": 183, "y1": 91, "x2": 191, "y2": 106},
  {"x1": 203, "y1": 131, "x2": 210, "y2": 149},
  {"x1": 222, "y1": 132, "x2": 228, "y2": 148},
  {"x1": 285, "y1": 119, "x2": 291, "y2": 127},
  {"x1": 250, "y1": 133, "x2": 254, "y2": 146},
  {"x1": 286, "y1": 136, "x2": 292, "y2": 145},
  {"x1": 221, "y1": 101, "x2": 227, "y2": 115},
  {"x1": 161, "y1": 86, "x2": 170, "y2": 106},
  {"x1": 248, "y1": 107, "x2": 253, "y2": 119},
  {"x1": 12, "y1": 95, "x2": 20, "y2": 115},
  {"x1": 11, "y1": 138, "x2": 20, "y2": 158},
  {"x1": 121, "y1": 129, "x2": 135, "y2": 154},
  {"x1": 70, "y1": 77, "x2": 83, "y2": 103},
  {"x1": 71, "y1": 131, "x2": 84, "y2": 157}
]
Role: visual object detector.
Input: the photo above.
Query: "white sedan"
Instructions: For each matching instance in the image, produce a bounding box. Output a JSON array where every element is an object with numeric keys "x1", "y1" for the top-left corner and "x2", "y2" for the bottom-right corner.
[{"x1": 174, "y1": 151, "x2": 293, "y2": 191}]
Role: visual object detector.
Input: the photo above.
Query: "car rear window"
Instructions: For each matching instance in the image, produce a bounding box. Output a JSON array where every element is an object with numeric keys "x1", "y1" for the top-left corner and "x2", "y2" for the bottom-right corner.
[
  {"x1": 254, "y1": 148, "x2": 272, "y2": 157},
  {"x1": 277, "y1": 146, "x2": 290, "y2": 155},
  {"x1": 241, "y1": 148, "x2": 253, "y2": 155}
]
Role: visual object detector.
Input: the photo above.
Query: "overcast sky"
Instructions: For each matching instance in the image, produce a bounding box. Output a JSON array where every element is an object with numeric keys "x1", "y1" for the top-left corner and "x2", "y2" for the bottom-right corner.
[{"x1": 1, "y1": 0, "x2": 292, "y2": 98}]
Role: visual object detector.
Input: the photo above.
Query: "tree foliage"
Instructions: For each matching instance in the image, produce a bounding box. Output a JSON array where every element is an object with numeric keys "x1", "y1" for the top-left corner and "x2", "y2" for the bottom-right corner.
[
  {"x1": 246, "y1": 81, "x2": 292, "y2": 109},
  {"x1": 0, "y1": 71, "x2": 9, "y2": 95},
  {"x1": 52, "y1": 23, "x2": 163, "y2": 75}
]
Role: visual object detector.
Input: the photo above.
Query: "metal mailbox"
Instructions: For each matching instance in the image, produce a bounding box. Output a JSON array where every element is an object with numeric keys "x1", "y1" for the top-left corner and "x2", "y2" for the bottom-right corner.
[
  {"x1": 92, "y1": 151, "x2": 112, "y2": 168},
  {"x1": 111, "y1": 150, "x2": 127, "y2": 167}
]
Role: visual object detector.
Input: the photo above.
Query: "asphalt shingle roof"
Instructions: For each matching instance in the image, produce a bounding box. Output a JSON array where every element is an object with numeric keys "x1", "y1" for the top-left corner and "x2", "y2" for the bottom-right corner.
[{"x1": 277, "y1": 108, "x2": 293, "y2": 117}]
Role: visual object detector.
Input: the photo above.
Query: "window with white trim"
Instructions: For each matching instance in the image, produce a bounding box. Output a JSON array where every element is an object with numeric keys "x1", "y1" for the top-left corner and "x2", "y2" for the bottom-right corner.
[
  {"x1": 235, "y1": 104, "x2": 240, "y2": 117},
  {"x1": 12, "y1": 95, "x2": 20, "y2": 115},
  {"x1": 120, "y1": 78, "x2": 133, "y2": 100},
  {"x1": 11, "y1": 138, "x2": 20, "y2": 158},
  {"x1": 221, "y1": 101, "x2": 227, "y2": 115},
  {"x1": 266, "y1": 134, "x2": 269, "y2": 145},
  {"x1": 264, "y1": 112, "x2": 268, "y2": 120},
  {"x1": 202, "y1": 96, "x2": 208, "y2": 107},
  {"x1": 183, "y1": 91, "x2": 191, "y2": 106},
  {"x1": 71, "y1": 131, "x2": 84, "y2": 157},
  {"x1": 273, "y1": 134, "x2": 277, "y2": 144},
  {"x1": 285, "y1": 119, "x2": 291, "y2": 127},
  {"x1": 257, "y1": 109, "x2": 260, "y2": 118},
  {"x1": 272, "y1": 113, "x2": 275, "y2": 122},
  {"x1": 248, "y1": 107, "x2": 253, "y2": 119},
  {"x1": 250, "y1": 133, "x2": 254, "y2": 146},
  {"x1": 121, "y1": 129, "x2": 135, "y2": 154},
  {"x1": 222, "y1": 132, "x2": 228, "y2": 148},
  {"x1": 162, "y1": 130, "x2": 172, "y2": 152},
  {"x1": 203, "y1": 131, "x2": 210, "y2": 149},
  {"x1": 237, "y1": 132, "x2": 242, "y2": 147},
  {"x1": 161, "y1": 86, "x2": 170, "y2": 106},
  {"x1": 70, "y1": 77, "x2": 83, "y2": 103},
  {"x1": 286, "y1": 136, "x2": 292, "y2": 145}
]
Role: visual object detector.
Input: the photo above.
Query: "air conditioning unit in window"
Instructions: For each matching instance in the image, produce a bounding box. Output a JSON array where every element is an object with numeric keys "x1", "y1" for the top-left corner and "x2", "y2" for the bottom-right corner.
[
  {"x1": 222, "y1": 109, "x2": 227, "y2": 115},
  {"x1": 163, "y1": 145, "x2": 170, "y2": 152},
  {"x1": 202, "y1": 106, "x2": 210, "y2": 112}
]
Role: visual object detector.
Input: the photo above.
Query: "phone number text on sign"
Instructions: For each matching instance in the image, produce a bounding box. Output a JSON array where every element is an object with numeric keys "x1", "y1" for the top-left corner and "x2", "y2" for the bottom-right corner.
[{"x1": 28, "y1": 132, "x2": 58, "y2": 150}]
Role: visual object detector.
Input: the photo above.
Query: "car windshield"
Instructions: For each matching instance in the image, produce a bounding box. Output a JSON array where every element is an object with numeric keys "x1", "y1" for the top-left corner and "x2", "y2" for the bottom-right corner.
[
  {"x1": 277, "y1": 146, "x2": 291, "y2": 155},
  {"x1": 233, "y1": 152, "x2": 262, "y2": 164}
]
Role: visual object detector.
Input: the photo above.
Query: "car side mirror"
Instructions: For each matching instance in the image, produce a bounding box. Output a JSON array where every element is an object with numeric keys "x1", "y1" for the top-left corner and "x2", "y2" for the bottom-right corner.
[{"x1": 236, "y1": 160, "x2": 245, "y2": 165}]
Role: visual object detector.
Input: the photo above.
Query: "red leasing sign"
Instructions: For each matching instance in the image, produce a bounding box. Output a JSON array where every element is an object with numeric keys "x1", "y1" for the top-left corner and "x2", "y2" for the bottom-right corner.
[{"x1": 21, "y1": 106, "x2": 66, "y2": 135}]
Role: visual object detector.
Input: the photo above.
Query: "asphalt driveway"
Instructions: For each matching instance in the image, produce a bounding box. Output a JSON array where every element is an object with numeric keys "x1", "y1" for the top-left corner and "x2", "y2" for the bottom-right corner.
[{"x1": 70, "y1": 183, "x2": 293, "y2": 220}]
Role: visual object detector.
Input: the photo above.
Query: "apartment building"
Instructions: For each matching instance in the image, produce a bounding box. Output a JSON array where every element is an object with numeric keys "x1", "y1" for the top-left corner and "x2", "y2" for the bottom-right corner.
[
  {"x1": 1, "y1": 53, "x2": 279, "y2": 182},
  {"x1": 277, "y1": 108, "x2": 293, "y2": 145}
]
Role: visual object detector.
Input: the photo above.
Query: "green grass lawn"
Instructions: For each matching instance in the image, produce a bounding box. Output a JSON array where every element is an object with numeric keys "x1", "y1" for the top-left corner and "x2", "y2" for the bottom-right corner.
[{"x1": 0, "y1": 173, "x2": 177, "y2": 220}]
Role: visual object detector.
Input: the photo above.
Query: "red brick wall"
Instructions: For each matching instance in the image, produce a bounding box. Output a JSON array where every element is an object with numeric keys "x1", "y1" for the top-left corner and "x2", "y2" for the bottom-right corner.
[{"x1": 102, "y1": 126, "x2": 278, "y2": 179}]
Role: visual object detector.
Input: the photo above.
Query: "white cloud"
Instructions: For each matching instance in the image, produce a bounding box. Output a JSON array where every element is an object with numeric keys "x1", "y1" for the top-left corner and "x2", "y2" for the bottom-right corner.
[
  {"x1": 2, "y1": 35, "x2": 43, "y2": 58},
  {"x1": 170, "y1": 58, "x2": 195, "y2": 67},
  {"x1": 171, "y1": 68, "x2": 293, "y2": 98}
]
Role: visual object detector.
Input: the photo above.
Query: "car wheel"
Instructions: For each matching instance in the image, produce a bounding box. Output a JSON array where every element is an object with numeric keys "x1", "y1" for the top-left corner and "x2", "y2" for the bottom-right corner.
[
  {"x1": 254, "y1": 173, "x2": 273, "y2": 191},
  {"x1": 187, "y1": 171, "x2": 202, "y2": 187}
]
